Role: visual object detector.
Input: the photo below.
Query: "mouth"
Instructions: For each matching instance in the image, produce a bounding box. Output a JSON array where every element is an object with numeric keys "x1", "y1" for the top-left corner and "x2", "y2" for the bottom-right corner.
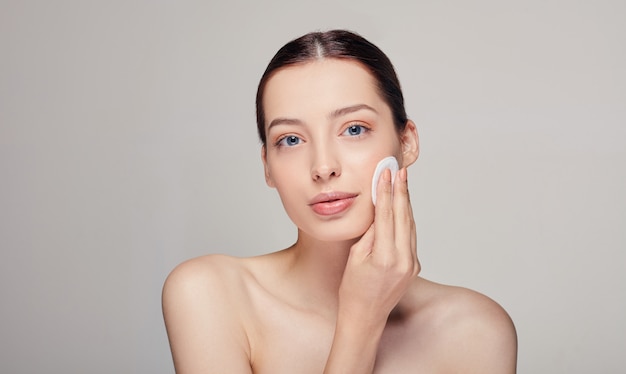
[{"x1": 309, "y1": 192, "x2": 358, "y2": 216}]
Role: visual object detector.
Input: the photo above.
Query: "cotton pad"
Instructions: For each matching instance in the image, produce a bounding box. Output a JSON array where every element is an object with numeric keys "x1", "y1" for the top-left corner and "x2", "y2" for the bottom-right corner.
[{"x1": 371, "y1": 156, "x2": 399, "y2": 205}]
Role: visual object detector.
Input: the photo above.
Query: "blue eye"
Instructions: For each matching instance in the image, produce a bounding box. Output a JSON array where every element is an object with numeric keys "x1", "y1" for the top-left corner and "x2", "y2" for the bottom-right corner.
[
  {"x1": 277, "y1": 135, "x2": 301, "y2": 147},
  {"x1": 343, "y1": 124, "x2": 368, "y2": 136}
]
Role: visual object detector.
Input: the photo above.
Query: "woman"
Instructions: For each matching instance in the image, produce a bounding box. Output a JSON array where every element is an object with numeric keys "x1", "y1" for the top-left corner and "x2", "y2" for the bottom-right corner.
[{"x1": 162, "y1": 29, "x2": 517, "y2": 373}]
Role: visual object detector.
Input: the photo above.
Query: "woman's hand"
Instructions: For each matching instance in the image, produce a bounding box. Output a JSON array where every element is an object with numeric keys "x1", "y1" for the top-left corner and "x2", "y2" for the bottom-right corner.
[
  {"x1": 323, "y1": 167, "x2": 419, "y2": 373},
  {"x1": 338, "y1": 166, "x2": 420, "y2": 324}
]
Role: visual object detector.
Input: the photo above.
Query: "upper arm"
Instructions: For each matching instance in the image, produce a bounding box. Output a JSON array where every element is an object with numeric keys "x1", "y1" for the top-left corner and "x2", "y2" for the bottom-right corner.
[
  {"x1": 436, "y1": 290, "x2": 518, "y2": 374},
  {"x1": 457, "y1": 299, "x2": 517, "y2": 373},
  {"x1": 162, "y1": 257, "x2": 253, "y2": 374}
]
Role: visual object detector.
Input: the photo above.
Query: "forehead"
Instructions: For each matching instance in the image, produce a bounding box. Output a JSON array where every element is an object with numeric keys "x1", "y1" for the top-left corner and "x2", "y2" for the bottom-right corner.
[{"x1": 263, "y1": 58, "x2": 390, "y2": 122}]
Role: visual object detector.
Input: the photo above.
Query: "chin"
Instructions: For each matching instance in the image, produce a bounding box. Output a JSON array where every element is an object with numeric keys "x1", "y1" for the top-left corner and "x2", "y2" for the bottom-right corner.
[
  {"x1": 286, "y1": 201, "x2": 375, "y2": 243},
  {"x1": 301, "y1": 219, "x2": 372, "y2": 243}
]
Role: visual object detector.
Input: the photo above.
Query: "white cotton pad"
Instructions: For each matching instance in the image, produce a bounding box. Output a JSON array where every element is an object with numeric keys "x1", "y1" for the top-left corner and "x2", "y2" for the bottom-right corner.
[{"x1": 371, "y1": 156, "x2": 399, "y2": 205}]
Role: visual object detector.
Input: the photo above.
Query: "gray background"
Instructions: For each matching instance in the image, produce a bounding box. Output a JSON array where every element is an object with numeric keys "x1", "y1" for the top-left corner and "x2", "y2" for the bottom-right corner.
[{"x1": 1, "y1": 0, "x2": 624, "y2": 373}]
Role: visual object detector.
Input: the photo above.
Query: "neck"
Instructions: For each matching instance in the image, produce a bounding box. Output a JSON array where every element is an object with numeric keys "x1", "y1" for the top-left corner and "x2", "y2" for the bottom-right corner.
[{"x1": 284, "y1": 229, "x2": 359, "y2": 316}]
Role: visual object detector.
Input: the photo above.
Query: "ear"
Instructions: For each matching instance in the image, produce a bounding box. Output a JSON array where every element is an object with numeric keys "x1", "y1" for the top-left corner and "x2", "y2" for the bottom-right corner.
[
  {"x1": 261, "y1": 145, "x2": 276, "y2": 188},
  {"x1": 399, "y1": 120, "x2": 419, "y2": 168}
]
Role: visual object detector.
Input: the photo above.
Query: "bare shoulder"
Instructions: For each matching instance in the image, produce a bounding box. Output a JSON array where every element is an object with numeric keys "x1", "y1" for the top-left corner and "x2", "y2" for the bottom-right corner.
[
  {"x1": 410, "y1": 278, "x2": 518, "y2": 373},
  {"x1": 163, "y1": 254, "x2": 248, "y2": 296},
  {"x1": 162, "y1": 254, "x2": 256, "y2": 328},
  {"x1": 162, "y1": 254, "x2": 254, "y2": 373}
]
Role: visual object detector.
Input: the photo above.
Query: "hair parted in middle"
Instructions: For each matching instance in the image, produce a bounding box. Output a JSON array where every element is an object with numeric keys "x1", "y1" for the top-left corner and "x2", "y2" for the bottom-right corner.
[{"x1": 255, "y1": 29, "x2": 408, "y2": 146}]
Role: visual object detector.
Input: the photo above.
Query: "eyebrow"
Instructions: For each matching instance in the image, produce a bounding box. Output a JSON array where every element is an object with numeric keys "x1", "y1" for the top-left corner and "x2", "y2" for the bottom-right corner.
[
  {"x1": 329, "y1": 104, "x2": 378, "y2": 120},
  {"x1": 267, "y1": 104, "x2": 378, "y2": 131},
  {"x1": 267, "y1": 117, "x2": 304, "y2": 131}
]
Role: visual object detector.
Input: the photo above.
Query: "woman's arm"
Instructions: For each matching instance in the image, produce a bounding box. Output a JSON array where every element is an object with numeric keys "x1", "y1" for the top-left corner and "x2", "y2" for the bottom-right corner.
[
  {"x1": 324, "y1": 167, "x2": 419, "y2": 373},
  {"x1": 436, "y1": 290, "x2": 518, "y2": 373},
  {"x1": 162, "y1": 258, "x2": 253, "y2": 374}
]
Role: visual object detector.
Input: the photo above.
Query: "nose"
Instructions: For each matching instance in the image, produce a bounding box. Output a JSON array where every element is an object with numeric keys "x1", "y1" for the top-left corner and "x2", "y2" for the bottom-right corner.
[{"x1": 310, "y1": 143, "x2": 341, "y2": 181}]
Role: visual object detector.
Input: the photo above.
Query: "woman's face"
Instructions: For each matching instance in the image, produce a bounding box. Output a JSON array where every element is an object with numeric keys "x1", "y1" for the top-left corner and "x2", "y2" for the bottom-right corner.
[{"x1": 262, "y1": 58, "x2": 418, "y2": 242}]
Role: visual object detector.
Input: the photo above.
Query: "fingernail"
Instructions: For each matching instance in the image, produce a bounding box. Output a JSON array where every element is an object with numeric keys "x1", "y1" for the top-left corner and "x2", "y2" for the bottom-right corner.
[{"x1": 383, "y1": 168, "x2": 392, "y2": 182}]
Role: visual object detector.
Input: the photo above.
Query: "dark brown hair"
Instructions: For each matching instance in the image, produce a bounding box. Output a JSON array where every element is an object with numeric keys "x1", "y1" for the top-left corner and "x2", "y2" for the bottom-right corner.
[{"x1": 256, "y1": 29, "x2": 408, "y2": 145}]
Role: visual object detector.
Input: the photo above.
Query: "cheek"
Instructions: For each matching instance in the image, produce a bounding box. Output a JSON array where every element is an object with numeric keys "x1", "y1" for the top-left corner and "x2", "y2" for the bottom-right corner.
[
  {"x1": 266, "y1": 157, "x2": 309, "y2": 218},
  {"x1": 266, "y1": 151, "x2": 306, "y2": 185},
  {"x1": 345, "y1": 146, "x2": 399, "y2": 188}
]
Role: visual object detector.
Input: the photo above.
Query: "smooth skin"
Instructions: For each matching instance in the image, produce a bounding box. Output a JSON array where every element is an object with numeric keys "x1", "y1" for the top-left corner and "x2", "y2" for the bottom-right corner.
[{"x1": 162, "y1": 59, "x2": 517, "y2": 373}]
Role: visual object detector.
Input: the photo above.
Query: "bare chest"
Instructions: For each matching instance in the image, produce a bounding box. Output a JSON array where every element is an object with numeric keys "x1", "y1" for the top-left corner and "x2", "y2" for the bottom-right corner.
[{"x1": 247, "y1": 303, "x2": 433, "y2": 374}]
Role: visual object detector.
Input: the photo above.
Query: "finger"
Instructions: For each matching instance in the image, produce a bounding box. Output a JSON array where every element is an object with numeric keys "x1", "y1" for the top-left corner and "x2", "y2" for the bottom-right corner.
[
  {"x1": 412, "y1": 222, "x2": 420, "y2": 274},
  {"x1": 374, "y1": 168, "x2": 394, "y2": 252},
  {"x1": 403, "y1": 171, "x2": 417, "y2": 262},
  {"x1": 404, "y1": 173, "x2": 420, "y2": 272},
  {"x1": 393, "y1": 168, "x2": 415, "y2": 262}
]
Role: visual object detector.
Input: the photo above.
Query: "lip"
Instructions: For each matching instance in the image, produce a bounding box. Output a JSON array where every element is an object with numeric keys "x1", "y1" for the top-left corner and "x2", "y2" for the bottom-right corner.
[{"x1": 309, "y1": 191, "x2": 358, "y2": 216}]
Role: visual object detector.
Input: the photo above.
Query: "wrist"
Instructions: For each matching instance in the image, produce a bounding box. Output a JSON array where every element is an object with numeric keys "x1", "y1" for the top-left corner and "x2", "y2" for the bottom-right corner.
[
  {"x1": 336, "y1": 301, "x2": 390, "y2": 331},
  {"x1": 324, "y1": 313, "x2": 386, "y2": 374},
  {"x1": 335, "y1": 307, "x2": 386, "y2": 345}
]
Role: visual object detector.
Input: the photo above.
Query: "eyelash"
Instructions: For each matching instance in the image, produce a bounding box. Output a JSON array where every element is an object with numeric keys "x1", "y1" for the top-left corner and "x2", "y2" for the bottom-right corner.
[
  {"x1": 342, "y1": 123, "x2": 370, "y2": 137},
  {"x1": 273, "y1": 123, "x2": 371, "y2": 148},
  {"x1": 274, "y1": 135, "x2": 302, "y2": 148}
]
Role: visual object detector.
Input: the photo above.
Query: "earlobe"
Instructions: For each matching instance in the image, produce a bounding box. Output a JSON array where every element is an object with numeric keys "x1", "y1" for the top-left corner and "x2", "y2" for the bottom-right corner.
[
  {"x1": 401, "y1": 120, "x2": 419, "y2": 168},
  {"x1": 261, "y1": 146, "x2": 276, "y2": 188}
]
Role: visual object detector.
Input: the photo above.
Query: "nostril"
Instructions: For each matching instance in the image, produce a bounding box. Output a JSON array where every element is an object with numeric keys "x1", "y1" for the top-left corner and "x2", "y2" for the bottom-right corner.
[{"x1": 311, "y1": 163, "x2": 341, "y2": 181}]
